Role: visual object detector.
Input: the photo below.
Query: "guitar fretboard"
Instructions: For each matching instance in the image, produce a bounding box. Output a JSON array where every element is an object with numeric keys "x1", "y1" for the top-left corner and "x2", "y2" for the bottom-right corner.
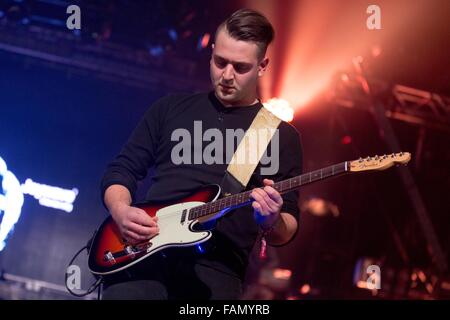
[{"x1": 188, "y1": 161, "x2": 349, "y2": 220}]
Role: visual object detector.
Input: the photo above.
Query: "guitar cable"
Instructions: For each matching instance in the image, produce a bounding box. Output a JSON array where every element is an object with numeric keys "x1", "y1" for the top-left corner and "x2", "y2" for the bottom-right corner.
[{"x1": 65, "y1": 235, "x2": 104, "y2": 299}]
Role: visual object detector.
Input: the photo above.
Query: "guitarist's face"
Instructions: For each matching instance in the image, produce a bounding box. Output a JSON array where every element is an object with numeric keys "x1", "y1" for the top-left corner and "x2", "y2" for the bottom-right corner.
[{"x1": 210, "y1": 28, "x2": 269, "y2": 107}]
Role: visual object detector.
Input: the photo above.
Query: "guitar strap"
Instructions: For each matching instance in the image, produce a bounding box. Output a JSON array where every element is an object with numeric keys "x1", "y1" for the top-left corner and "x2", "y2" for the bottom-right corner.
[
  {"x1": 220, "y1": 105, "x2": 282, "y2": 195},
  {"x1": 218, "y1": 105, "x2": 283, "y2": 260}
]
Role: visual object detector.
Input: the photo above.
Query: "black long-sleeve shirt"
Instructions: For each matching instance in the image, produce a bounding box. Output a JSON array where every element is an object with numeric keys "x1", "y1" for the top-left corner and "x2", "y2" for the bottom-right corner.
[{"x1": 101, "y1": 91, "x2": 303, "y2": 278}]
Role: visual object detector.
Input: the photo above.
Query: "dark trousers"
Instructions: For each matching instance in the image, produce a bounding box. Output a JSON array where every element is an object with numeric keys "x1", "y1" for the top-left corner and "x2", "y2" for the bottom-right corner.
[{"x1": 101, "y1": 248, "x2": 243, "y2": 300}]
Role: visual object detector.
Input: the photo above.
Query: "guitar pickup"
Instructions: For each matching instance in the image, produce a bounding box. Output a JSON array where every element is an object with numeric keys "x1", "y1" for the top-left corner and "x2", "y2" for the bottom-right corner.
[
  {"x1": 104, "y1": 251, "x2": 116, "y2": 265},
  {"x1": 181, "y1": 209, "x2": 187, "y2": 224},
  {"x1": 124, "y1": 246, "x2": 136, "y2": 259}
]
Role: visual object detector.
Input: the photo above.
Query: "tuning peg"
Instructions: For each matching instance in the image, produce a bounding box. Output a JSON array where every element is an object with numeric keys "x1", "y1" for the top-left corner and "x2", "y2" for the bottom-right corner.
[{"x1": 358, "y1": 157, "x2": 363, "y2": 163}]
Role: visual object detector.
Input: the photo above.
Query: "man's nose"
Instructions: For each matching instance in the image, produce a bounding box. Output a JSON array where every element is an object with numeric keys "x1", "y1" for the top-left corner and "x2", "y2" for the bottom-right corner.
[{"x1": 222, "y1": 64, "x2": 234, "y2": 82}]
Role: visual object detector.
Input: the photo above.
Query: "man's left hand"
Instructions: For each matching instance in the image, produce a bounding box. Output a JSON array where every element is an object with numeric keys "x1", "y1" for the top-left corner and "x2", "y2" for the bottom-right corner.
[{"x1": 251, "y1": 179, "x2": 283, "y2": 229}]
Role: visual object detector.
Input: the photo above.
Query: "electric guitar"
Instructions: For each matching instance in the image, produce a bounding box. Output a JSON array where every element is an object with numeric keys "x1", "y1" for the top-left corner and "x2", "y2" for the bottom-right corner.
[{"x1": 88, "y1": 152, "x2": 411, "y2": 275}]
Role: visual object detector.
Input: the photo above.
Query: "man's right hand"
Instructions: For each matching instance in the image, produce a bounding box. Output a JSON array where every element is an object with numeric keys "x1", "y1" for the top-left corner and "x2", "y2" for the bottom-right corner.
[{"x1": 110, "y1": 203, "x2": 159, "y2": 245}]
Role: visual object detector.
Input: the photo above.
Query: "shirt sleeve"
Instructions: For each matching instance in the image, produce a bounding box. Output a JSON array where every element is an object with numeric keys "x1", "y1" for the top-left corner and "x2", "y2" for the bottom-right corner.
[
  {"x1": 260, "y1": 123, "x2": 303, "y2": 246},
  {"x1": 100, "y1": 96, "x2": 168, "y2": 206}
]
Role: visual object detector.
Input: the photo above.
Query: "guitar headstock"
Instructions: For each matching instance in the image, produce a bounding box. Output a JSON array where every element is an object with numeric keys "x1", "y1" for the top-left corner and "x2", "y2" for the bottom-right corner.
[{"x1": 349, "y1": 152, "x2": 411, "y2": 172}]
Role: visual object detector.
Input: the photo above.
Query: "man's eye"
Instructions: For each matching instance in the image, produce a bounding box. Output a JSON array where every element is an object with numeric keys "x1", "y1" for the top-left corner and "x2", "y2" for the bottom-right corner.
[
  {"x1": 214, "y1": 59, "x2": 227, "y2": 69},
  {"x1": 234, "y1": 64, "x2": 251, "y2": 74}
]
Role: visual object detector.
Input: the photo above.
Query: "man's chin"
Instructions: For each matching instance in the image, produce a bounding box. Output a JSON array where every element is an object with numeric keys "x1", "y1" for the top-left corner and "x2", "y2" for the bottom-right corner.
[{"x1": 216, "y1": 88, "x2": 238, "y2": 103}]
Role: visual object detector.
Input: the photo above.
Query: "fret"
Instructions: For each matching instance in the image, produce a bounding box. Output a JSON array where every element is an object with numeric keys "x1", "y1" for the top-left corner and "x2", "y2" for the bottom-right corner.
[
  {"x1": 194, "y1": 207, "x2": 199, "y2": 218},
  {"x1": 231, "y1": 195, "x2": 237, "y2": 206},
  {"x1": 201, "y1": 205, "x2": 206, "y2": 217},
  {"x1": 202, "y1": 205, "x2": 207, "y2": 217},
  {"x1": 194, "y1": 208, "x2": 199, "y2": 219},
  {"x1": 242, "y1": 192, "x2": 248, "y2": 203}
]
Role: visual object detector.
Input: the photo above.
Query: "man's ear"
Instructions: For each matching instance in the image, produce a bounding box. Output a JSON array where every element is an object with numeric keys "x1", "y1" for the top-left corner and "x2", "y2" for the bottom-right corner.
[{"x1": 258, "y1": 57, "x2": 269, "y2": 77}]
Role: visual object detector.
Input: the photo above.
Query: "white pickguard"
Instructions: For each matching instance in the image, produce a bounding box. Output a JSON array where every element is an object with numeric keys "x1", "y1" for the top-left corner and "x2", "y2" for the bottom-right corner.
[{"x1": 148, "y1": 201, "x2": 212, "y2": 250}]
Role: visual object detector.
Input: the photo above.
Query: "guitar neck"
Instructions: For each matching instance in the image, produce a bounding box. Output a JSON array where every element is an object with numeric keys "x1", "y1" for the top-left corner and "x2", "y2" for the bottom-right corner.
[{"x1": 188, "y1": 161, "x2": 350, "y2": 220}]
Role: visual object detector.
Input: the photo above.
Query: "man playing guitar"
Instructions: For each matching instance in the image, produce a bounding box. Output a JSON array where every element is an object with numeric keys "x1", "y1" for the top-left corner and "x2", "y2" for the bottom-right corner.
[{"x1": 100, "y1": 8, "x2": 302, "y2": 299}]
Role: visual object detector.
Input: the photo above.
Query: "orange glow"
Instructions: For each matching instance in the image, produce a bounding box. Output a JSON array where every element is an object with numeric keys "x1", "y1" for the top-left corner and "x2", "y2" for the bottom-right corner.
[
  {"x1": 263, "y1": 97, "x2": 294, "y2": 122},
  {"x1": 201, "y1": 33, "x2": 210, "y2": 48},
  {"x1": 418, "y1": 270, "x2": 427, "y2": 282},
  {"x1": 341, "y1": 73, "x2": 350, "y2": 83},
  {"x1": 244, "y1": 0, "x2": 428, "y2": 111},
  {"x1": 356, "y1": 280, "x2": 367, "y2": 289},
  {"x1": 299, "y1": 284, "x2": 311, "y2": 295},
  {"x1": 371, "y1": 45, "x2": 382, "y2": 57},
  {"x1": 272, "y1": 268, "x2": 292, "y2": 280}
]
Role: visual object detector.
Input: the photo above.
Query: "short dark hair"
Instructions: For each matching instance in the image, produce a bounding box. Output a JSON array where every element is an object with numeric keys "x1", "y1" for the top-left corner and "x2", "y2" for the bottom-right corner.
[{"x1": 216, "y1": 9, "x2": 275, "y2": 59}]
